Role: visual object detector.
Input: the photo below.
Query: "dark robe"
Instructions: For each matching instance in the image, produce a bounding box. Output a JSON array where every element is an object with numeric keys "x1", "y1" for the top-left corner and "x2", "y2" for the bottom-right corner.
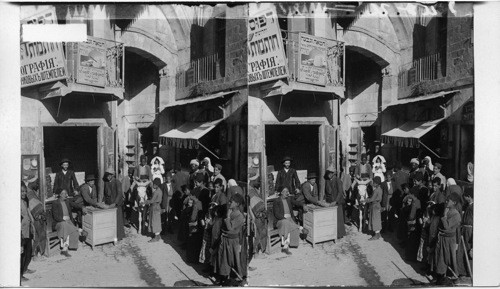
[
  {"x1": 54, "y1": 170, "x2": 79, "y2": 197},
  {"x1": 325, "y1": 177, "x2": 346, "y2": 238},
  {"x1": 172, "y1": 170, "x2": 190, "y2": 194},
  {"x1": 276, "y1": 168, "x2": 301, "y2": 194},
  {"x1": 435, "y1": 208, "x2": 461, "y2": 275},
  {"x1": 104, "y1": 177, "x2": 125, "y2": 241},
  {"x1": 457, "y1": 202, "x2": 473, "y2": 276},
  {"x1": 218, "y1": 209, "x2": 245, "y2": 277}
]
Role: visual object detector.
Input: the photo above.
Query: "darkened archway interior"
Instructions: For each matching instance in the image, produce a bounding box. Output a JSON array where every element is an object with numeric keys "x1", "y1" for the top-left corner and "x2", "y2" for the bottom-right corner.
[
  {"x1": 265, "y1": 124, "x2": 320, "y2": 175},
  {"x1": 43, "y1": 126, "x2": 98, "y2": 176}
]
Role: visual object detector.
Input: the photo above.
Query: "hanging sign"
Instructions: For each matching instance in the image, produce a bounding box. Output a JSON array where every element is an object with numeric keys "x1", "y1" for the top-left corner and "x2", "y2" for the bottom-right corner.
[
  {"x1": 76, "y1": 36, "x2": 107, "y2": 87},
  {"x1": 248, "y1": 4, "x2": 288, "y2": 85},
  {"x1": 20, "y1": 8, "x2": 67, "y2": 88},
  {"x1": 298, "y1": 33, "x2": 328, "y2": 86}
]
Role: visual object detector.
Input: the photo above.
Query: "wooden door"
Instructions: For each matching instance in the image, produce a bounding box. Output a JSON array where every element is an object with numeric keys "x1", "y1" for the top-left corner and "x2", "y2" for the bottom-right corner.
[{"x1": 98, "y1": 125, "x2": 115, "y2": 201}]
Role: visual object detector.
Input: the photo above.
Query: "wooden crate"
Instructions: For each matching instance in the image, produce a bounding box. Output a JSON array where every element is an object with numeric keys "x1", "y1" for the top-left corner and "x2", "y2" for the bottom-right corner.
[
  {"x1": 303, "y1": 206, "x2": 337, "y2": 247},
  {"x1": 82, "y1": 208, "x2": 117, "y2": 249}
]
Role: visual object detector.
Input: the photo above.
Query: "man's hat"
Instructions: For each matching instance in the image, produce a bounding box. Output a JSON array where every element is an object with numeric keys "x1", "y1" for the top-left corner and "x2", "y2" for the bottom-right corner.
[
  {"x1": 307, "y1": 172, "x2": 318, "y2": 179},
  {"x1": 60, "y1": 158, "x2": 71, "y2": 166},
  {"x1": 410, "y1": 158, "x2": 419, "y2": 165},
  {"x1": 85, "y1": 174, "x2": 97, "y2": 181},
  {"x1": 326, "y1": 165, "x2": 336, "y2": 173},
  {"x1": 105, "y1": 168, "x2": 115, "y2": 175},
  {"x1": 190, "y1": 159, "x2": 200, "y2": 166},
  {"x1": 282, "y1": 156, "x2": 292, "y2": 163}
]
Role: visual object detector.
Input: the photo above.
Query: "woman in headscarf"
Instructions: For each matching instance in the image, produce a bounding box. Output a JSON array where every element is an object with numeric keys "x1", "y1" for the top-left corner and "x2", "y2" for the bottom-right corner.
[
  {"x1": 203, "y1": 157, "x2": 215, "y2": 176},
  {"x1": 372, "y1": 155, "x2": 387, "y2": 182}
]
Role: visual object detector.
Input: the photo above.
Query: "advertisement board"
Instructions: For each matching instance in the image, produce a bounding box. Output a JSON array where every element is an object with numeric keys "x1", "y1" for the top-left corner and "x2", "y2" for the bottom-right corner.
[
  {"x1": 297, "y1": 33, "x2": 328, "y2": 86},
  {"x1": 248, "y1": 4, "x2": 288, "y2": 85},
  {"x1": 76, "y1": 37, "x2": 107, "y2": 87},
  {"x1": 20, "y1": 8, "x2": 67, "y2": 88}
]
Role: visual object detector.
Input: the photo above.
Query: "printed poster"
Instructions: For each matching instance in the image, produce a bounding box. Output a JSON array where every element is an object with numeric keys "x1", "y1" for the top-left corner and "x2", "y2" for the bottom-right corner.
[
  {"x1": 20, "y1": 8, "x2": 67, "y2": 88},
  {"x1": 248, "y1": 4, "x2": 288, "y2": 85},
  {"x1": 77, "y1": 37, "x2": 107, "y2": 87},
  {"x1": 298, "y1": 33, "x2": 328, "y2": 86}
]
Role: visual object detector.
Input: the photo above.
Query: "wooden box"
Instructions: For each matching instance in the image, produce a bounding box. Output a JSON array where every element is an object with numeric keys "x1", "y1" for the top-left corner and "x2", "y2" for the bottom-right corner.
[
  {"x1": 303, "y1": 206, "x2": 337, "y2": 247},
  {"x1": 82, "y1": 208, "x2": 117, "y2": 249}
]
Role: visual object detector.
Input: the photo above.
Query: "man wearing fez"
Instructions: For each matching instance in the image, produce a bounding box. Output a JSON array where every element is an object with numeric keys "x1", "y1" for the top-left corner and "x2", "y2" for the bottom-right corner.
[
  {"x1": 104, "y1": 168, "x2": 125, "y2": 241},
  {"x1": 53, "y1": 158, "x2": 79, "y2": 197},
  {"x1": 275, "y1": 156, "x2": 301, "y2": 196}
]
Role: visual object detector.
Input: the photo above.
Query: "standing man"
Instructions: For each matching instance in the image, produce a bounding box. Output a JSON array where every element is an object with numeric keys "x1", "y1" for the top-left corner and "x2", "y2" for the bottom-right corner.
[
  {"x1": 408, "y1": 158, "x2": 420, "y2": 188},
  {"x1": 248, "y1": 178, "x2": 267, "y2": 256},
  {"x1": 144, "y1": 179, "x2": 163, "y2": 242},
  {"x1": 189, "y1": 159, "x2": 200, "y2": 190},
  {"x1": 324, "y1": 166, "x2": 346, "y2": 238},
  {"x1": 53, "y1": 158, "x2": 79, "y2": 197},
  {"x1": 365, "y1": 176, "x2": 383, "y2": 241},
  {"x1": 134, "y1": 155, "x2": 152, "y2": 184},
  {"x1": 431, "y1": 163, "x2": 447, "y2": 191},
  {"x1": 172, "y1": 162, "x2": 190, "y2": 194},
  {"x1": 212, "y1": 164, "x2": 227, "y2": 190},
  {"x1": 161, "y1": 171, "x2": 174, "y2": 234},
  {"x1": 193, "y1": 173, "x2": 211, "y2": 218},
  {"x1": 21, "y1": 182, "x2": 36, "y2": 282},
  {"x1": 103, "y1": 169, "x2": 125, "y2": 241},
  {"x1": 275, "y1": 157, "x2": 301, "y2": 197}
]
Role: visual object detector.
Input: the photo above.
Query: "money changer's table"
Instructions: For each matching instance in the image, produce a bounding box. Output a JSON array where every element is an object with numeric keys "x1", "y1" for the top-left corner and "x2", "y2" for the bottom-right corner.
[
  {"x1": 82, "y1": 207, "x2": 117, "y2": 249},
  {"x1": 303, "y1": 205, "x2": 338, "y2": 247}
]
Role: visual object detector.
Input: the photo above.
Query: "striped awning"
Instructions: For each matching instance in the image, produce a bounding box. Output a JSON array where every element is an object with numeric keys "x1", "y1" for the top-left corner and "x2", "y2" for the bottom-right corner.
[
  {"x1": 159, "y1": 119, "x2": 223, "y2": 149},
  {"x1": 381, "y1": 118, "x2": 444, "y2": 148}
]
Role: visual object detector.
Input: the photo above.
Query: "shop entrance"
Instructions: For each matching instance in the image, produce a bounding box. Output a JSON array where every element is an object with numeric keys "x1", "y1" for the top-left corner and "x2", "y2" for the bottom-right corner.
[
  {"x1": 43, "y1": 126, "x2": 99, "y2": 177},
  {"x1": 265, "y1": 124, "x2": 320, "y2": 176}
]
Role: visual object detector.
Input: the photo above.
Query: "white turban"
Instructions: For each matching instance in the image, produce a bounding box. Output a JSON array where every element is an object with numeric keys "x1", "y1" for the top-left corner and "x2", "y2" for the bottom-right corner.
[
  {"x1": 447, "y1": 178, "x2": 457, "y2": 186},
  {"x1": 424, "y1": 156, "x2": 434, "y2": 171},
  {"x1": 190, "y1": 159, "x2": 199, "y2": 166},
  {"x1": 203, "y1": 157, "x2": 214, "y2": 173},
  {"x1": 410, "y1": 158, "x2": 420, "y2": 165},
  {"x1": 227, "y1": 179, "x2": 237, "y2": 187}
]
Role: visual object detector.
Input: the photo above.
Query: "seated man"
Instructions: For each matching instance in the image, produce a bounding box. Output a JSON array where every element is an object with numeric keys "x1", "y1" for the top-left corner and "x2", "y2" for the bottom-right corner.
[
  {"x1": 272, "y1": 186, "x2": 306, "y2": 255},
  {"x1": 52, "y1": 189, "x2": 87, "y2": 257}
]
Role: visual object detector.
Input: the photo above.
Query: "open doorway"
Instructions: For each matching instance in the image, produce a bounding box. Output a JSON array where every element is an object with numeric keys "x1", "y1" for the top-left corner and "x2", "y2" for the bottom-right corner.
[
  {"x1": 265, "y1": 124, "x2": 320, "y2": 175},
  {"x1": 43, "y1": 126, "x2": 98, "y2": 176}
]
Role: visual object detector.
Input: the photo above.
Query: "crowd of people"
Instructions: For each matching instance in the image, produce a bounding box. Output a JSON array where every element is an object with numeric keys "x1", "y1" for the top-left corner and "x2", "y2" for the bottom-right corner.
[
  {"x1": 247, "y1": 152, "x2": 473, "y2": 285},
  {"x1": 344, "y1": 153, "x2": 474, "y2": 285},
  {"x1": 20, "y1": 155, "x2": 249, "y2": 286}
]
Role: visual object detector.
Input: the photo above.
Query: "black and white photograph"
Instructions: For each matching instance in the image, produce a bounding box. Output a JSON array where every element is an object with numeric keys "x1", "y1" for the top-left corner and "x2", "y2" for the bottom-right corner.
[{"x1": 1, "y1": 0, "x2": 500, "y2": 288}]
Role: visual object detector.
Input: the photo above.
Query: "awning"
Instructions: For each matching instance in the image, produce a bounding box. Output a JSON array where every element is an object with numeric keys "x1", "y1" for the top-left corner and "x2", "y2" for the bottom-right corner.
[
  {"x1": 159, "y1": 119, "x2": 223, "y2": 149},
  {"x1": 260, "y1": 80, "x2": 344, "y2": 100},
  {"x1": 384, "y1": 90, "x2": 459, "y2": 109},
  {"x1": 161, "y1": 90, "x2": 238, "y2": 109},
  {"x1": 381, "y1": 118, "x2": 445, "y2": 148},
  {"x1": 39, "y1": 81, "x2": 124, "y2": 101}
]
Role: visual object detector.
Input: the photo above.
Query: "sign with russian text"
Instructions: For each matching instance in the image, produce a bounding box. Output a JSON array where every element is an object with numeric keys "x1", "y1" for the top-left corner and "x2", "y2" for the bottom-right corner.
[
  {"x1": 77, "y1": 37, "x2": 107, "y2": 87},
  {"x1": 20, "y1": 8, "x2": 67, "y2": 88},
  {"x1": 298, "y1": 33, "x2": 328, "y2": 86},
  {"x1": 248, "y1": 4, "x2": 288, "y2": 85}
]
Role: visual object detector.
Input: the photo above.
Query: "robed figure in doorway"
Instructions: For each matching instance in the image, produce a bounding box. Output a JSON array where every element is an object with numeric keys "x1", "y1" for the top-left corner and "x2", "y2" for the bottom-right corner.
[{"x1": 104, "y1": 168, "x2": 125, "y2": 241}]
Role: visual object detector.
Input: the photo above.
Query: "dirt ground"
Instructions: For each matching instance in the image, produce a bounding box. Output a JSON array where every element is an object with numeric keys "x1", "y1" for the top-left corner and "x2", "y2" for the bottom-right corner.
[
  {"x1": 248, "y1": 224, "x2": 469, "y2": 286},
  {"x1": 22, "y1": 226, "x2": 214, "y2": 287}
]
